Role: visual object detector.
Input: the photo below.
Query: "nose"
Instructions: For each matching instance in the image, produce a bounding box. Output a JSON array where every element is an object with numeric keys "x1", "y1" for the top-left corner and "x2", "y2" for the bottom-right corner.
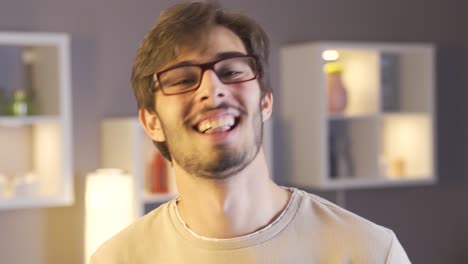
[{"x1": 195, "y1": 69, "x2": 227, "y2": 104}]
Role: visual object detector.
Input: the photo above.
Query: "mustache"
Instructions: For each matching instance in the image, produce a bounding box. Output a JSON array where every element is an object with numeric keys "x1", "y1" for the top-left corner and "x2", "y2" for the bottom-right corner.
[{"x1": 184, "y1": 103, "x2": 247, "y2": 126}]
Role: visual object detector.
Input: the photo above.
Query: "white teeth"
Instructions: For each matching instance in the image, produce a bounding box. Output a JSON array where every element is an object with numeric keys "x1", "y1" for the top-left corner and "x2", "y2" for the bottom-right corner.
[{"x1": 197, "y1": 116, "x2": 235, "y2": 133}]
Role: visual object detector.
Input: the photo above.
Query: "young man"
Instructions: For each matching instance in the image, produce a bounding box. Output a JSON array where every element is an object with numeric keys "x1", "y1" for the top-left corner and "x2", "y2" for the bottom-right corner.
[{"x1": 91, "y1": 2, "x2": 410, "y2": 263}]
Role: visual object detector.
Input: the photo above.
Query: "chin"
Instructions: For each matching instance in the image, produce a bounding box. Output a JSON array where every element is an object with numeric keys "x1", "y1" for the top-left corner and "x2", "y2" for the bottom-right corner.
[
  {"x1": 196, "y1": 155, "x2": 247, "y2": 180},
  {"x1": 195, "y1": 143, "x2": 261, "y2": 180}
]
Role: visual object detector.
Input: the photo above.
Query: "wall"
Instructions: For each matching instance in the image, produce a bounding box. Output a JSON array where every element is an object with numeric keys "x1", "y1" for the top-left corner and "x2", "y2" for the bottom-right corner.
[
  {"x1": 0, "y1": 1, "x2": 98, "y2": 263},
  {"x1": 0, "y1": 0, "x2": 465, "y2": 263},
  {"x1": 265, "y1": 1, "x2": 466, "y2": 263},
  {"x1": 463, "y1": 0, "x2": 468, "y2": 261}
]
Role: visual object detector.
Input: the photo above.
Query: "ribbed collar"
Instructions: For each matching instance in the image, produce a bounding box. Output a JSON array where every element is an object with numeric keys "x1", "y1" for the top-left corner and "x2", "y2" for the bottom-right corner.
[{"x1": 167, "y1": 187, "x2": 302, "y2": 250}]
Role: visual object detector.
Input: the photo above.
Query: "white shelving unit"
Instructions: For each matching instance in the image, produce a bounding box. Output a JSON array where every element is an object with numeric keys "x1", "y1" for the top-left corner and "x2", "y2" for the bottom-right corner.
[
  {"x1": 0, "y1": 32, "x2": 73, "y2": 209},
  {"x1": 280, "y1": 42, "x2": 436, "y2": 190},
  {"x1": 101, "y1": 118, "x2": 177, "y2": 218},
  {"x1": 101, "y1": 117, "x2": 274, "y2": 217}
]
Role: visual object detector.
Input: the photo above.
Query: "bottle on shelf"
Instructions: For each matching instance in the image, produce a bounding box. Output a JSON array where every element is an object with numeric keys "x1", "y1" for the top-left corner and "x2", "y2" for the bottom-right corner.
[
  {"x1": 148, "y1": 151, "x2": 168, "y2": 194},
  {"x1": 9, "y1": 89, "x2": 32, "y2": 116}
]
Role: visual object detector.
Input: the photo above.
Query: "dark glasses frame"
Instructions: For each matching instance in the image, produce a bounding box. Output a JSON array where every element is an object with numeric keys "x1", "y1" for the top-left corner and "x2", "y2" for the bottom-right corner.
[{"x1": 150, "y1": 54, "x2": 258, "y2": 96}]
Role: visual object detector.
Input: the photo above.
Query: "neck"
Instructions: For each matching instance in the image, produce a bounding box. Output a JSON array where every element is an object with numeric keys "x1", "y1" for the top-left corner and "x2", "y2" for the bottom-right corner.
[{"x1": 173, "y1": 147, "x2": 290, "y2": 238}]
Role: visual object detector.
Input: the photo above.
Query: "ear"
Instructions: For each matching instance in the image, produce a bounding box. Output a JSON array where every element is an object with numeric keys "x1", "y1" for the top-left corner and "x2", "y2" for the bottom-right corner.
[
  {"x1": 260, "y1": 92, "x2": 273, "y2": 122},
  {"x1": 139, "y1": 108, "x2": 166, "y2": 142}
]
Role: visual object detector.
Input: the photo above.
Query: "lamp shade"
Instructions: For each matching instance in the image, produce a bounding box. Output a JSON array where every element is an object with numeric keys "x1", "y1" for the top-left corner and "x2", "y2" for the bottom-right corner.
[{"x1": 85, "y1": 168, "x2": 134, "y2": 263}]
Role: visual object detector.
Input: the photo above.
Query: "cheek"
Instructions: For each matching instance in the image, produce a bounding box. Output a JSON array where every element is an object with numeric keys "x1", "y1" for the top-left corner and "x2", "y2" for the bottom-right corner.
[
  {"x1": 246, "y1": 93, "x2": 263, "y2": 115},
  {"x1": 155, "y1": 95, "x2": 192, "y2": 124},
  {"x1": 233, "y1": 83, "x2": 262, "y2": 107}
]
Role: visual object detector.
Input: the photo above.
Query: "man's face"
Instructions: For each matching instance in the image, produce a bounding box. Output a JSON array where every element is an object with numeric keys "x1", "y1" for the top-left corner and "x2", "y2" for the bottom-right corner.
[{"x1": 143, "y1": 26, "x2": 272, "y2": 179}]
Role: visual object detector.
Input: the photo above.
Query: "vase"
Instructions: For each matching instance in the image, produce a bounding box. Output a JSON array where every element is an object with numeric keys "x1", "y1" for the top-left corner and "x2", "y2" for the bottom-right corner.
[{"x1": 324, "y1": 62, "x2": 348, "y2": 113}]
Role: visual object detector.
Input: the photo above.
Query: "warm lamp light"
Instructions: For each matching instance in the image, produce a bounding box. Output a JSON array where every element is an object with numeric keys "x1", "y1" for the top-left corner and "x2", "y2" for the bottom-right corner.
[
  {"x1": 322, "y1": 50, "x2": 340, "y2": 61},
  {"x1": 85, "y1": 169, "x2": 135, "y2": 263}
]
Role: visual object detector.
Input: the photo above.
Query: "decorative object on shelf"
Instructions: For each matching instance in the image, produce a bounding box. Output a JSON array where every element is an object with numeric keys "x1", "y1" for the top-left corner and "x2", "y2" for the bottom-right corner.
[
  {"x1": 390, "y1": 157, "x2": 406, "y2": 178},
  {"x1": 14, "y1": 172, "x2": 39, "y2": 197},
  {"x1": 0, "y1": 174, "x2": 16, "y2": 198},
  {"x1": 148, "y1": 151, "x2": 168, "y2": 194},
  {"x1": 380, "y1": 53, "x2": 400, "y2": 112},
  {"x1": 9, "y1": 89, "x2": 32, "y2": 116},
  {"x1": 323, "y1": 55, "x2": 348, "y2": 114},
  {"x1": 328, "y1": 120, "x2": 354, "y2": 178},
  {"x1": 1, "y1": 46, "x2": 36, "y2": 117},
  {"x1": 85, "y1": 168, "x2": 135, "y2": 264}
]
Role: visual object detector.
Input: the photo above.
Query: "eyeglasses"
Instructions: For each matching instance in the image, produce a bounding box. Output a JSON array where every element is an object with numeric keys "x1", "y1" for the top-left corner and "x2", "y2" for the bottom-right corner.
[{"x1": 152, "y1": 55, "x2": 258, "y2": 95}]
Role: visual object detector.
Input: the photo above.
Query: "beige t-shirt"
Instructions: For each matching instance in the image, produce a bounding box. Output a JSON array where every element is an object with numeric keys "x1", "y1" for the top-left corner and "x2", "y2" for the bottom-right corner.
[{"x1": 90, "y1": 188, "x2": 410, "y2": 264}]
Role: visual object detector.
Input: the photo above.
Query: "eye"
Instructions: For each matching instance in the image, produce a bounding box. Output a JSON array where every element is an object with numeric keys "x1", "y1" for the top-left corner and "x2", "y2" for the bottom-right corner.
[
  {"x1": 219, "y1": 70, "x2": 246, "y2": 81},
  {"x1": 221, "y1": 70, "x2": 241, "y2": 77},
  {"x1": 159, "y1": 66, "x2": 199, "y2": 90},
  {"x1": 171, "y1": 78, "x2": 197, "y2": 86}
]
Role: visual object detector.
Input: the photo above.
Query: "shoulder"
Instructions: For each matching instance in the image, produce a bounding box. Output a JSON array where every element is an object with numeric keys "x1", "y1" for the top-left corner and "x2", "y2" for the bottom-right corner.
[
  {"x1": 89, "y1": 201, "x2": 172, "y2": 264},
  {"x1": 293, "y1": 188, "x2": 394, "y2": 237},
  {"x1": 288, "y1": 188, "x2": 403, "y2": 260}
]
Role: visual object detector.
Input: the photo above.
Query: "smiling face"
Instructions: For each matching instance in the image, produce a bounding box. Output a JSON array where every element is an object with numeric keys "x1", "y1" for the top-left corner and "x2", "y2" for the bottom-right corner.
[{"x1": 140, "y1": 26, "x2": 273, "y2": 179}]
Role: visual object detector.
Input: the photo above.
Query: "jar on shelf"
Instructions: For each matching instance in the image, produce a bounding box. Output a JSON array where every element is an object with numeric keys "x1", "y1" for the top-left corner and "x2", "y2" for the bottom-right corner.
[
  {"x1": 390, "y1": 157, "x2": 406, "y2": 178},
  {"x1": 324, "y1": 62, "x2": 348, "y2": 114}
]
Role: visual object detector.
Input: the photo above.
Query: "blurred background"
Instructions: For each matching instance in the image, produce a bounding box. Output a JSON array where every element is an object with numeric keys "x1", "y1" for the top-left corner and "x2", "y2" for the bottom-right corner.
[{"x1": 0, "y1": 0, "x2": 466, "y2": 263}]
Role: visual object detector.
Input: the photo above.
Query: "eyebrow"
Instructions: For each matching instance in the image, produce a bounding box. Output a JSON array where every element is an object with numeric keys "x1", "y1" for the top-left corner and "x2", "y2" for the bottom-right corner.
[{"x1": 168, "y1": 51, "x2": 248, "y2": 68}]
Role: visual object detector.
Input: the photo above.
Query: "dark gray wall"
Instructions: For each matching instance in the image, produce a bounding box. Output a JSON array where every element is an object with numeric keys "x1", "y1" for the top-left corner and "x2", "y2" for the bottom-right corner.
[
  {"x1": 0, "y1": 0, "x2": 465, "y2": 263},
  {"x1": 268, "y1": 1, "x2": 466, "y2": 263},
  {"x1": 463, "y1": 0, "x2": 468, "y2": 262}
]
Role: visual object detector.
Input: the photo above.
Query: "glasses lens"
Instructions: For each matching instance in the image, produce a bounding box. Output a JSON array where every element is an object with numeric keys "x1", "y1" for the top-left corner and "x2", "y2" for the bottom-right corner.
[
  {"x1": 215, "y1": 57, "x2": 257, "y2": 83},
  {"x1": 159, "y1": 66, "x2": 201, "y2": 94}
]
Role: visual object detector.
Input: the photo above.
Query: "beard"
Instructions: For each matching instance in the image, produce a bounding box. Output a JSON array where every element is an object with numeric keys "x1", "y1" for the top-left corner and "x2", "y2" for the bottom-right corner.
[{"x1": 161, "y1": 103, "x2": 264, "y2": 180}]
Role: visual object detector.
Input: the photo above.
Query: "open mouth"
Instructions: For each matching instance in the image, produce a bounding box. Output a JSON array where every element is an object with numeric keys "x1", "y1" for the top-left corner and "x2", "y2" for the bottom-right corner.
[{"x1": 194, "y1": 115, "x2": 240, "y2": 135}]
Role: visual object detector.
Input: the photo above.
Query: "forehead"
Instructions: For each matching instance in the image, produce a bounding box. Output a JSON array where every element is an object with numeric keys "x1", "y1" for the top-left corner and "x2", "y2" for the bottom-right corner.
[{"x1": 173, "y1": 26, "x2": 247, "y2": 63}]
